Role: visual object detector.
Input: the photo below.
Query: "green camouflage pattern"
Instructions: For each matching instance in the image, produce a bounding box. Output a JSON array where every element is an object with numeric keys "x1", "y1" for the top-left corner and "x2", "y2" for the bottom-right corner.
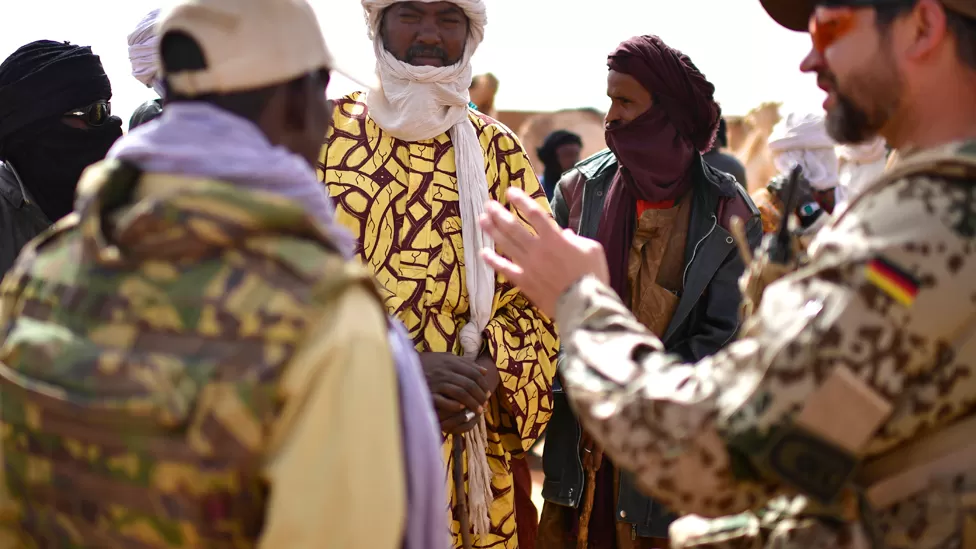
[{"x1": 0, "y1": 160, "x2": 366, "y2": 548}]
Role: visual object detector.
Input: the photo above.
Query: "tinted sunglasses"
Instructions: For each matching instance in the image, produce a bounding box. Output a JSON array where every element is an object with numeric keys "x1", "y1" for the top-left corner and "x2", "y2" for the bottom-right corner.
[
  {"x1": 809, "y1": 0, "x2": 920, "y2": 53},
  {"x1": 64, "y1": 100, "x2": 112, "y2": 126},
  {"x1": 809, "y1": 6, "x2": 859, "y2": 53}
]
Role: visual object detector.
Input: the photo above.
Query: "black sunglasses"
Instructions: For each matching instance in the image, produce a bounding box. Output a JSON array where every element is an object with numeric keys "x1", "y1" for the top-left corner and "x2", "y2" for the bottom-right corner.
[{"x1": 64, "y1": 100, "x2": 112, "y2": 126}]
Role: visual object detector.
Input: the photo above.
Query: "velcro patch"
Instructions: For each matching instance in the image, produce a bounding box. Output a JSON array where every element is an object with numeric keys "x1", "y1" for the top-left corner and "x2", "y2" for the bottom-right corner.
[{"x1": 765, "y1": 426, "x2": 858, "y2": 505}]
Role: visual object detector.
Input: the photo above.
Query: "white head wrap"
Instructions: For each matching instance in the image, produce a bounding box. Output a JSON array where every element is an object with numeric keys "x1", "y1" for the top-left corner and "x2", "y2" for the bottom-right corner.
[
  {"x1": 834, "y1": 136, "x2": 888, "y2": 210},
  {"x1": 767, "y1": 112, "x2": 839, "y2": 191},
  {"x1": 128, "y1": 9, "x2": 164, "y2": 97},
  {"x1": 360, "y1": 0, "x2": 495, "y2": 538}
]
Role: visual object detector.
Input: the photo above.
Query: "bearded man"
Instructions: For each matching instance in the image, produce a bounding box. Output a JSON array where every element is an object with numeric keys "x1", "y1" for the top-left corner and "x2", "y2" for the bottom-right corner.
[
  {"x1": 0, "y1": 40, "x2": 122, "y2": 275},
  {"x1": 319, "y1": 2, "x2": 559, "y2": 548},
  {"x1": 478, "y1": 0, "x2": 976, "y2": 548}
]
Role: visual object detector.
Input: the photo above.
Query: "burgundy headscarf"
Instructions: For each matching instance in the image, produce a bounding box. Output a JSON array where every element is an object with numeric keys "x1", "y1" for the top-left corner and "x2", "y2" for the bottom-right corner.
[{"x1": 596, "y1": 35, "x2": 721, "y2": 300}]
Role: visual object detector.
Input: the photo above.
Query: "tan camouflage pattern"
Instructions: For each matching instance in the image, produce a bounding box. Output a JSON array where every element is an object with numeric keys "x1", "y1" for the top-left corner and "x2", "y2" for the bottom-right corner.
[
  {"x1": 553, "y1": 140, "x2": 976, "y2": 549},
  {"x1": 0, "y1": 160, "x2": 366, "y2": 548},
  {"x1": 736, "y1": 236, "x2": 798, "y2": 322}
]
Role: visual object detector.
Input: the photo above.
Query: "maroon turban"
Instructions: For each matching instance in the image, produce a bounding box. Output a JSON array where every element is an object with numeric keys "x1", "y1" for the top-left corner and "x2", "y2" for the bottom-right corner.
[
  {"x1": 608, "y1": 35, "x2": 721, "y2": 152},
  {"x1": 597, "y1": 35, "x2": 721, "y2": 300}
]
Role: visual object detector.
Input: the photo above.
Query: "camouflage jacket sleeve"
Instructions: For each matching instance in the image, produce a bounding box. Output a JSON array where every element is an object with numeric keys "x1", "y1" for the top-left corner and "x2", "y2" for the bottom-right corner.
[
  {"x1": 258, "y1": 283, "x2": 406, "y2": 549},
  {"x1": 556, "y1": 171, "x2": 976, "y2": 519}
]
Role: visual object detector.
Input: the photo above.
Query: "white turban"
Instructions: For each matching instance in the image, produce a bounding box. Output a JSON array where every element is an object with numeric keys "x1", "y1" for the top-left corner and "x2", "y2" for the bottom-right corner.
[
  {"x1": 360, "y1": 0, "x2": 495, "y2": 538},
  {"x1": 835, "y1": 137, "x2": 888, "y2": 210},
  {"x1": 767, "y1": 112, "x2": 840, "y2": 191},
  {"x1": 128, "y1": 9, "x2": 164, "y2": 97},
  {"x1": 361, "y1": 0, "x2": 487, "y2": 141}
]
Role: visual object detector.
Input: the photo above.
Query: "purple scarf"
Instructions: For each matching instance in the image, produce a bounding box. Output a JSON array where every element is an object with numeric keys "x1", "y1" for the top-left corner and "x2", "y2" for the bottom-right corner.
[
  {"x1": 109, "y1": 103, "x2": 448, "y2": 549},
  {"x1": 387, "y1": 321, "x2": 451, "y2": 549}
]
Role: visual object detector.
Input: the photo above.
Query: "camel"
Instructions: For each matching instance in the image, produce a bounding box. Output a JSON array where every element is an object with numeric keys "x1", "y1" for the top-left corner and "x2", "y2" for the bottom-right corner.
[{"x1": 727, "y1": 102, "x2": 782, "y2": 193}]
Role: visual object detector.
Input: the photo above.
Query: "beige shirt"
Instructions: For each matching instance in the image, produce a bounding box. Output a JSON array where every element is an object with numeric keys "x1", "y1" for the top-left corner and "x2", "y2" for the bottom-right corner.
[{"x1": 0, "y1": 280, "x2": 406, "y2": 549}]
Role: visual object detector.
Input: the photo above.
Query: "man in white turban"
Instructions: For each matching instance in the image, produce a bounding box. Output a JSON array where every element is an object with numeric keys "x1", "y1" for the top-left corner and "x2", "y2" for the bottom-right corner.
[
  {"x1": 126, "y1": 8, "x2": 164, "y2": 129},
  {"x1": 750, "y1": 112, "x2": 840, "y2": 234},
  {"x1": 318, "y1": 2, "x2": 558, "y2": 548}
]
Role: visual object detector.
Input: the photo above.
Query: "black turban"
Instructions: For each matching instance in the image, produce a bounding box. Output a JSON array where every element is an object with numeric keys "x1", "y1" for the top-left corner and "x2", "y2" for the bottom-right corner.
[
  {"x1": 0, "y1": 40, "x2": 112, "y2": 159},
  {"x1": 537, "y1": 130, "x2": 583, "y2": 200}
]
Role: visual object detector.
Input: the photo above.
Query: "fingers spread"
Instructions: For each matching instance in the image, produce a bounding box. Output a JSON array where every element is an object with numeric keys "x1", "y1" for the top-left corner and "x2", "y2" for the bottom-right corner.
[
  {"x1": 483, "y1": 201, "x2": 536, "y2": 261},
  {"x1": 506, "y1": 187, "x2": 561, "y2": 240},
  {"x1": 480, "y1": 249, "x2": 524, "y2": 281}
]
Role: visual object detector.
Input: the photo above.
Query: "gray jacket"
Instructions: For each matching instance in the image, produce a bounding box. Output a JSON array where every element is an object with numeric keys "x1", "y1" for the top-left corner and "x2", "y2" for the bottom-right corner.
[{"x1": 542, "y1": 149, "x2": 762, "y2": 539}]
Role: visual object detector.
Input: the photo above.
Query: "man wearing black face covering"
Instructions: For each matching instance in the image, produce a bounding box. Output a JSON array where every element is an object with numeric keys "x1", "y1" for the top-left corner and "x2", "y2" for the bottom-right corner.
[
  {"x1": 538, "y1": 35, "x2": 763, "y2": 549},
  {"x1": 0, "y1": 40, "x2": 123, "y2": 275},
  {"x1": 537, "y1": 129, "x2": 583, "y2": 201}
]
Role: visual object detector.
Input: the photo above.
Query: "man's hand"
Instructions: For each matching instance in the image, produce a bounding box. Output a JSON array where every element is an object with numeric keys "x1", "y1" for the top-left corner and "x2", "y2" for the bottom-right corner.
[
  {"x1": 420, "y1": 352, "x2": 493, "y2": 434},
  {"x1": 478, "y1": 187, "x2": 609, "y2": 318},
  {"x1": 475, "y1": 353, "x2": 500, "y2": 395}
]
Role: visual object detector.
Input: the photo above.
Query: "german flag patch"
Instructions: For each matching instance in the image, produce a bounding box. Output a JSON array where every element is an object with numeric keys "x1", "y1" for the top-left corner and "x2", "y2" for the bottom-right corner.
[{"x1": 864, "y1": 257, "x2": 920, "y2": 307}]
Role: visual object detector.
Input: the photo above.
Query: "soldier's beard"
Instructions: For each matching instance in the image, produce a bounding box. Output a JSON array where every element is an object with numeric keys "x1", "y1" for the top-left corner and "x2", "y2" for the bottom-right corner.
[{"x1": 823, "y1": 51, "x2": 903, "y2": 145}]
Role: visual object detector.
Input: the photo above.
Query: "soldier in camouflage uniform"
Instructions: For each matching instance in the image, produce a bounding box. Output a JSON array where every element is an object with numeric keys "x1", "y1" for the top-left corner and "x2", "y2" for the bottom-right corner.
[
  {"x1": 476, "y1": 1, "x2": 976, "y2": 548},
  {"x1": 0, "y1": 0, "x2": 448, "y2": 548}
]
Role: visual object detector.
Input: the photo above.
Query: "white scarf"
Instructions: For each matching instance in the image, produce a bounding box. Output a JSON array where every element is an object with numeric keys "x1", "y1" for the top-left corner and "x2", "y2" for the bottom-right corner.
[
  {"x1": 361, "y1": 0, "x2": 495, "y2": 537},
  {"x1": 835, "y1": 137, "x2": 888, "y2": 212},
  {"x1": 768, "y1": 112, "x2": 840, "y2": 191},
  {"x1": 127, "y1": 9, "x2": 165, "y2": 97}
]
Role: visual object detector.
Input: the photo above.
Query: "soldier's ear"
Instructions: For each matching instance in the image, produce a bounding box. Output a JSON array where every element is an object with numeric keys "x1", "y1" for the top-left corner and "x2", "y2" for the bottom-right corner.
[{"x1": 902, "y1": 0, "x2": 949, "y2": 62}]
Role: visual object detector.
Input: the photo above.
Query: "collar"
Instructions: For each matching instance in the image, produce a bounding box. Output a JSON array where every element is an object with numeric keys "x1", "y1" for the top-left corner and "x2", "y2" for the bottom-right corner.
[{"x1": 74, "y1": 159, "x2": 335, "y2": 264}]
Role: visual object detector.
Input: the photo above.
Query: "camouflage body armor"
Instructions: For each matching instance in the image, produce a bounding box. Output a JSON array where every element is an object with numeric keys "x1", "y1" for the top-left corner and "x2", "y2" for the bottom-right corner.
[
  {"x1": 671, "y1": 142, "x2": 976, "y2": 549},
  {"x1": 0, "y1": 161, "x2": 371, "y2": 548}
]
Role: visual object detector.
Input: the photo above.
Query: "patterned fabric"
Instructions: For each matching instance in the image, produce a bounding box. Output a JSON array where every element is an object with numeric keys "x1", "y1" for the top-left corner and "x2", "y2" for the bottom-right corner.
[
  {"x1": 319, "y1": 92, "x2": 559, "y2": 549},
  {"x1": 0, "y1": 160, "x2": 362, "y2": 548},
  {"x1": 553, "y1": 140, "x2": 976, "y2": 549}
]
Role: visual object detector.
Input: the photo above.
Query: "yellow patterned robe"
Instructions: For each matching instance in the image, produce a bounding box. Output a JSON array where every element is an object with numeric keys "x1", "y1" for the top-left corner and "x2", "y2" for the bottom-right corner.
[{"x1": 318, "y1": 92, "x2": 559, "y2": 549}]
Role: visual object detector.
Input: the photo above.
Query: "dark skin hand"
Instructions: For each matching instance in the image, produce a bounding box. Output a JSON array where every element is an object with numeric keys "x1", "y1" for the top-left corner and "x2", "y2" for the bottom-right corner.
[{"x1": 420, "y1": 351, "x2": 500, "y2": 434}]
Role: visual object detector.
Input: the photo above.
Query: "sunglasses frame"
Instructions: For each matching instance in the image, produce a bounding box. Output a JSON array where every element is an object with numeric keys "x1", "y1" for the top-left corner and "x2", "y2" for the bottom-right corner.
[{"x1": 63, "y1": 100, "x2": 112, "y2": 127}]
